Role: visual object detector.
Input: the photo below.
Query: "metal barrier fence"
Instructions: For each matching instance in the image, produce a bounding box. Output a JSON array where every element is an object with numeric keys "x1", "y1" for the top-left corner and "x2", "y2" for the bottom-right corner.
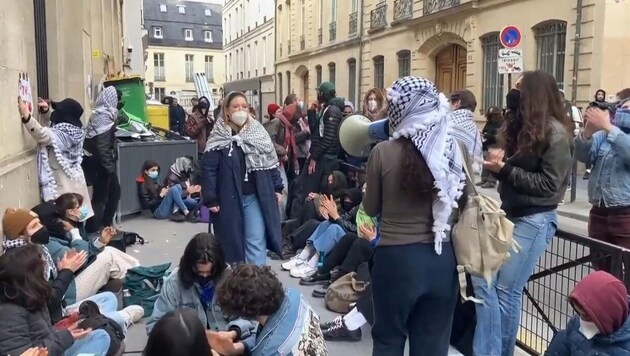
[{"x1": 516, "y1": 229, "x2": 630, "y2": 355}]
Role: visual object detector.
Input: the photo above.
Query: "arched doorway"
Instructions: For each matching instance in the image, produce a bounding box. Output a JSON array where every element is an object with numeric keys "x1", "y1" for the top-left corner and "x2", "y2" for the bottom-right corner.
[
  {"x1": 435, "y1": 44, "x2": 467, "y2": 94},
  {"x1": 295, "y1": 65, "x2": 309, "y2": 102}
]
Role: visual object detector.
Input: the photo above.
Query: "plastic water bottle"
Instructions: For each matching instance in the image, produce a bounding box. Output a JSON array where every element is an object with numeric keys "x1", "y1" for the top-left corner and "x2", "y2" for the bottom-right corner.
[{"x1": 317, "y1": 251, "x2": 325, "y2": 268}]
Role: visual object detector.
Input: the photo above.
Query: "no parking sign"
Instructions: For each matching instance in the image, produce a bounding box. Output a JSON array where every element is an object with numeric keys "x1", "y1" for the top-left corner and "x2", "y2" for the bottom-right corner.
[{"x1": 500, "y1": 26, "x2": 522, "y2": 49}]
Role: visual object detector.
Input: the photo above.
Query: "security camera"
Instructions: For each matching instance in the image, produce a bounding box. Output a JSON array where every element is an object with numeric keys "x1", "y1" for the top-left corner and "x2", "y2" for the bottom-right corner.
[{"x1": 127, "y1": 44, "x2": 133, "y2": 53}]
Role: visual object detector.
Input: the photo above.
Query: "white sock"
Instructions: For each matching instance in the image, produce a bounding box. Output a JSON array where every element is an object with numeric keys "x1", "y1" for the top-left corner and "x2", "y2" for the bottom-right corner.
[
  {"x1": 343, "y1": 307, "x2": 367, "y2": 331},
  {"x1": 298, "y1": 246, "x2": 313, "y2": 260},
  {"x1": 69, "y1": 228, "x2": 82, "y2": 241},
  {"x1": 183, "y1": 209, "x2": 190, "y2": 216},
  {"x1": 307, "y1": 252, "x2": 319, "y2": 268}
]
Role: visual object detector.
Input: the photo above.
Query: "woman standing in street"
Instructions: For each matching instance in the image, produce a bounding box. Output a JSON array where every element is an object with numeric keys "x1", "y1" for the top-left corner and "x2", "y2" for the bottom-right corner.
[
  {"x1": 201, "y1": 91, "x2": 284, "y2": 265},
  {"x1": 473, "y1": 70, "x2": 573, "y2": 356}
]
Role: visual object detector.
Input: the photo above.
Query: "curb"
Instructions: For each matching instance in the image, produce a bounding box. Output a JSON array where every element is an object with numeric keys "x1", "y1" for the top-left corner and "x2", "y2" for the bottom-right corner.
[{"x1": 557, "y1": 209, "x2": 588, "y2": 223}]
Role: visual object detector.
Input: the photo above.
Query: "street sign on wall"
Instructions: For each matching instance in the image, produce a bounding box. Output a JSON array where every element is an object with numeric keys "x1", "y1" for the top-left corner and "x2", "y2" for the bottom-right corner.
[
  {"x1": 498, "y1": 48, "x2": 524, "y2": 74},
  {"x1": 500, "y1": 26, "x2": 522, "y2": 48}
]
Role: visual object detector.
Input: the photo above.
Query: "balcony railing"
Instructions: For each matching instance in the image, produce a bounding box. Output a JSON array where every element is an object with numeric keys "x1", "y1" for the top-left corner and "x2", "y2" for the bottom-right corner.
[
  {"x1": 318, "y1": 28, "x2": 323, "y2": 45},
  {"x1": 423, "y1": 0, "x2": 460, "y2": 16},
  {"x1": 300, "y1": 35, "x2": 305, "y2": 50},
  {"x1": 349, "y1": 12, "x2": 358, "y2": 35},
  {"x1": 370, "y1": 3, "x2": 387, "y2": 31},
  {"x1": 329, "y1": 21, "x2": 337, "y2": 41},
  {"x1": 393, "y1": 0, "x2": 413, "y2": 22}
]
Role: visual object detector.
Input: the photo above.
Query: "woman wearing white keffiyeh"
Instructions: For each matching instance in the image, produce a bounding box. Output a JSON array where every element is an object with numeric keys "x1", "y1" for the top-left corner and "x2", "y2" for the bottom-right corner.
[
  {"x1": 201, "y1": 91, "x2": 284, "y2": 266},
  {"x1": 363, "y1": 77, "x2": 466, "y2": 355}
]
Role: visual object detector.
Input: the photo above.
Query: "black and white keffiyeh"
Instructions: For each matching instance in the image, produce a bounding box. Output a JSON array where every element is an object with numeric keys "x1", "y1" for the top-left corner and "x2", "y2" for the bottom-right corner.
[
  {"x1": 387, "y1": 76, "x2": 466, "y2": 254},
  {"x1": 37, "y1": 122, "x2": 85, "y2": 201},
  {"x1": 205, "y1": 116, "x2": 279, "y2": 180},
  {"x1": 170, "y1": 157, "x2": 193, "y2": 177},
  {"x1": 2, "y1": 238, "x2": 58, "y2": 279},
  {"x1": 85, "y1": 86, "x2": 118, "y2": 139},
  {"x1": 451, "y1": 109, "x2": 483, "y2": 174}
]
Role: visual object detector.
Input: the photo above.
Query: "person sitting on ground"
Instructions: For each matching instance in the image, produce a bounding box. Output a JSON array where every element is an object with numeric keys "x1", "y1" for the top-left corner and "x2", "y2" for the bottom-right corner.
[
  {"x1": 137, "y1": 160, "x2": 200, "y2": 222},
  {"x1": 146, "y1": 232, "x2": 256, "y2": 349},
  {"x1": 0, "y1": 244, "x2": 112, "y2": 356},
  {"x1": 545, "y1": 271, "x2": 630, "y2": 355},
  {"x1": 144, "y1": 309, "x2": 219, "y2": 356},
  {"x1": 209, "y1": 264, "x2": 327, "y2": 356}
]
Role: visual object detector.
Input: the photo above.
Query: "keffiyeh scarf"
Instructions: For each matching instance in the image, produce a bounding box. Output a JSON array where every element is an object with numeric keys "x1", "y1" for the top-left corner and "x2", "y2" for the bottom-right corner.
[
  {"x1": 86, "y1": 86, "x2": 118, "y2": 139},
  {"x1": 205, "y1": 117, "x2": 279, "y2": 180},
  {"x1": 171, "y1": 157, "x2": 193, "y2": 177},
  {"x1": 2, "y1": 238, "x2": 58, "y2": 279},
  {"x1": 451, "y1": 109, "x2": 483, "y2": 174},
  {"x1": 387, "y1": 76, "x2": 466, "y2": 254},
  {"x1": 37, "y1": 123, "x2": 85, "y2": 201}
]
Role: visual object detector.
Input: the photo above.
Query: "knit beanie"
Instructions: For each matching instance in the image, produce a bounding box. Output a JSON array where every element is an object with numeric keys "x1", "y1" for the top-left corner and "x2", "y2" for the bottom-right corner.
[
  {"x1": 2, "y1": 208, "x2": 37, "y2": 239},
  {"x1": 317, "y1": 82, "x2": 336, "y2": 100},
  {"x1": 267, "y1": 103, "x2": 281, "y2": 118}
]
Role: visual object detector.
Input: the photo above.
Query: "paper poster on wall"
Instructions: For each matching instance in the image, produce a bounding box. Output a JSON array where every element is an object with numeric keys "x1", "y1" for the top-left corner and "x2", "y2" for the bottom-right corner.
[{"x1": 18, "y1": 72, "x2": 34, "y2": 114}]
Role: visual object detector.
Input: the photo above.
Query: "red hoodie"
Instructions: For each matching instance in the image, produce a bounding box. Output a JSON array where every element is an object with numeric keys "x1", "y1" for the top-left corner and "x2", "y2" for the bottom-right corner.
[{"x1": 570, "y1": 271, "x2": 629, "y2": 335}]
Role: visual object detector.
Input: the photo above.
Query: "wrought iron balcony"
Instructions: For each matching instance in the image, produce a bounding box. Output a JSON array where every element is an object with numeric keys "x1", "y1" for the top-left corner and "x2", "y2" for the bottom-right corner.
[
  {"x1": 318, "y1": 28, "x2": 323, "y2": 45},
  {"x1": 370, "y1": 3, "x2": 387, "y2": 31},
  {"x1": 329, "y1": 21, "x2": 337, "y2": 41},
  {"x1": 423, "y1": 0, "x2": 460, "y2": 16},
  {"x1": 300, "y1": 35, "x2": 305, "y2": 50},
  {"x1": 349, "y1": 12, "x2": 358, "y2": 35},
  {"x1": 394, "y1": 0, "x2": 413, "y2": 22}
]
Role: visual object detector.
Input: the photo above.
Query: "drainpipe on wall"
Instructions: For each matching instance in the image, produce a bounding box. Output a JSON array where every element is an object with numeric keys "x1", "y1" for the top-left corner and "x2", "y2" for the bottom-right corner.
[
  {"x1": 569, "y1": 0, "x2": 583, "y2": 203},
  {"x1": 356, "y1": 0, "x2": 365, "y2": 106},
  {"x1": 274, "y1": 2, "x2": 278, "y2": 103}
]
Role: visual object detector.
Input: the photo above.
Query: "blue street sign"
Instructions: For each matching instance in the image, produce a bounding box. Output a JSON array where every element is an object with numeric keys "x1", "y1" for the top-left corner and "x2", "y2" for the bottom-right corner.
[{"x1": 500, "y1": 26, "x2": 522, "y2": 49}]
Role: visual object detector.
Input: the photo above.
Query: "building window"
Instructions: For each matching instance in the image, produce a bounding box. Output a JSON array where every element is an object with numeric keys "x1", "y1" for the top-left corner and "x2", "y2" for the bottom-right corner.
[
  {"x1": 177, "y1": 5, "x2": 185, "y2": 14},
  {"x1": 373, "y1": 55, "x2": 385, "y2": 89},
  {"x1": 481, "y1": 32, "x2": 504, "y2": 110},
  {"x1": 348, "y1": 58, "x2": 357, "y2": 105},
  {"x1": 184, "y1": 29, "x2": 193, "y2": 41},
  {"x1": 204, "y1": 31, "x2": 213, "y2": 43},
  {"x1": 205, "y1": 56, "x2": 214, "y2": 83},
  {"x1": 278, "y1": 73, "x2": 284, "y2": 102},
  {"x1": 159, "y1": 4, "x2": 167, "y2": 12},
  {"x1": 315, "y1": 65, "x2": 322, "y2": 86},
  {"x1": 153, "y1": 53, "x2": 165, "y2": 81},
  {"x1": 328, "y1": 63, "x2": 336, "y2": 85},
  {"x1": 185, "y1": 54, "x2": 194, "y2": 82},
  {"x1": 397, "y1": 50, "x2": 411, "y2": 77},
  {"x1": 286, "y1": 71, "x2": 292, "y2": 94},
  {"x1": 534, "y1": 21, "x2": 567, "y2": 89},
  {"x1": 154, "y1": 87, "x2": 165, "y2": 102},
  {"x1": 205, "y1": 9, "x2": 212, "y2": 16},
  {"x1": 153, "y1": 26, "x2": 163, "y2": 39}
]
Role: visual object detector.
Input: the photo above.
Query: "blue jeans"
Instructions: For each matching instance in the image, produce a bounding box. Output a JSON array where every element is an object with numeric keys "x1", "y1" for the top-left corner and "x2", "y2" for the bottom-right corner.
[
  {"x1": 65, "y1": 292, "x2": 126, "y2": 331},
  {"x1": 153, "y1": 184, "x2": 198, "y2": 219},
  {"x1": 63, "y1": 328, "x2": 111, "y2": 356},
  {"x1": 306, "y1": 221, "x2": 346, "y2": 255},
  {"x1": 243, "y1": 194, "x2": 267, "y2": 266},
  {"x1": 472, "y1": 210, "x2": 558, "y2": 356}
]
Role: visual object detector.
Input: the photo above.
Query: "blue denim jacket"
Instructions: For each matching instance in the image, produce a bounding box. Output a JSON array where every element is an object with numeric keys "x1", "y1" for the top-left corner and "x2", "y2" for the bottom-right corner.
[
  {"x1": 575, "y1": 126, "x2": 630, "y2": 207},
  {"x1": 248, "y1": 288, "x2": 327, "y2": 356},
  {"x1": 545, "y1": 314, "x2": 630, "y2": 355}
]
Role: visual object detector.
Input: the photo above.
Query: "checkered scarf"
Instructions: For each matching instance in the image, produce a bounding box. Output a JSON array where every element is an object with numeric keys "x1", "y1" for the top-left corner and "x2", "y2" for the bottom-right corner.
[
  {"x1": 2, "y1": 238, "x2": 58, "y2": 279},
  {"x1": 86, "y1": 86, "x2": 118, "y2": 139},
  {"x1": 451, "y1": 109, "x2": 483, "y2": 174},
  {"x1": 205, "y1": 116, "x2": 279, "y2": 180},
  {"x1": 387, "y1": 76, "x2": 466, "y2": 254}
]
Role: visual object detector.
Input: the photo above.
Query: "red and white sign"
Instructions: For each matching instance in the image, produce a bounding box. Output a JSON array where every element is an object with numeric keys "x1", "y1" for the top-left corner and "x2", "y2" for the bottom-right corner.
[
  {"x1": 18, "y1": 72, "x2": 34, "y2": 114},
  {"x1": 499, "y1": 26, "x2": 522, "y2": 49}
]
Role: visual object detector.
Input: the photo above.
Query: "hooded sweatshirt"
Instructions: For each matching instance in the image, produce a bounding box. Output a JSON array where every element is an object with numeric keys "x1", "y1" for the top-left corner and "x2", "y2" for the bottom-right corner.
[{"x1": 545, "y1": 271, "x2": 630, "y2": 356}]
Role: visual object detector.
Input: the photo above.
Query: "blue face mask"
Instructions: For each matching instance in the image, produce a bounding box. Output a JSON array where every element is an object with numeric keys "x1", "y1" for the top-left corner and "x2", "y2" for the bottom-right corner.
[
  {"x1": 147, "y1": 171, "x2": 159, "y2": 180},
  {"x1": 78, "y1": 205, "x2": 89, "y2": 222},
  {"x1": 614, "y1": 108, "x2": 630, "y2": 130}
]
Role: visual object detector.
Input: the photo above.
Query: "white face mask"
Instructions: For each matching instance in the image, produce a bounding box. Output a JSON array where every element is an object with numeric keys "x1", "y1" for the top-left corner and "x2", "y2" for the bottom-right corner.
[
  {"x1": 231, "y1": 111, "x2": 249, "y2": 126},
  {"x1": 368, "y1": 100, "x2": 378, "y2": 111},
  {"x1": 579, "y1": 319, "x2": 600, "y2": 340}
]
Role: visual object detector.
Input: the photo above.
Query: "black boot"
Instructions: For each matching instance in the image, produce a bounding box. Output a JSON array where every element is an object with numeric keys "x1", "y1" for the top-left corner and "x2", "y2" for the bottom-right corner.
[{"x1": 300, "y1": 272, "x2": 330, "y2": 286}]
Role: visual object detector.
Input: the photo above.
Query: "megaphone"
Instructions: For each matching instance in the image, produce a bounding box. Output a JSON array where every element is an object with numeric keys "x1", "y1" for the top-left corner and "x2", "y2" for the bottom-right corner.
[{"x1": 339, "y1": 115, "x2": 390, "y2": 158}]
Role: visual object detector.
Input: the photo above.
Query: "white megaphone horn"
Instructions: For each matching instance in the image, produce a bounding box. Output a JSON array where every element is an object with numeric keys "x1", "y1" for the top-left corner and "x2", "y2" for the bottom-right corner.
[{"x1": 339, "y1": 115, "x2": 390, "y2": 158}]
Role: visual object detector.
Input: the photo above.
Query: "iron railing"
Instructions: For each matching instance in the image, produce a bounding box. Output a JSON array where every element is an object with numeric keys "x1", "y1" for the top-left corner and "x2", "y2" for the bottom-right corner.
[
  {"x1": 318, "y1": 27, "x2": 323, "y2": 45},
  {"x1": 516, "y1": 229, "x2": 630, "y2": 355},
  {"x1": 329, "y1": 21, "x2": 337, "y2": 41},
  {"x1": 394, "y1": 0, "x2": 413, "y2": 22},
  {"x1": 300, "y1": 35, "x2": 305, "y2": 50},
  {"x1": 370, "y1": 3, "x2": 387, "y2": 31},
  {"x1": 423, "y1": 0, "x2": 460, "y2": 16},
  {"x1": 349, "y1": 12, "x2": 358, "y2": 35}
]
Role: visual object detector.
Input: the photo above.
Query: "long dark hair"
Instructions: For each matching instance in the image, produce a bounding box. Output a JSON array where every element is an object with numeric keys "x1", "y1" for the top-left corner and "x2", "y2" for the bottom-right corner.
[
  {"x1": 144, "y1": 309, "x2": 212, "y2": 356},
  {"x1": 178, "y1": 233, "x2": 226, "y2": 289},
  {"x1": 0, "y1": 245, "x2": 51, "y2": 312},
  {"x1": 400, "y1": 138, "x2": 434, "y2": 196},
  {"x1": 500, "y1": 71, "x2": 570, "y2": 156}
]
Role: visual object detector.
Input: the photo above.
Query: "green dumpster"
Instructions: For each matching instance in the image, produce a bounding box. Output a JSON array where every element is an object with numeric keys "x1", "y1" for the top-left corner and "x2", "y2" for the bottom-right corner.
[{"x1": 104, "y1": 76, "x2": 148, "y2": 122}]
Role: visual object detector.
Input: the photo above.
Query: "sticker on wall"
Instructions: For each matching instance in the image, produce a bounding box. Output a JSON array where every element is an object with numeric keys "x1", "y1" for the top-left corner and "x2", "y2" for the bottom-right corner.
[{"x1": 18, "y1": 72, "x2": 34, "y2": 114}]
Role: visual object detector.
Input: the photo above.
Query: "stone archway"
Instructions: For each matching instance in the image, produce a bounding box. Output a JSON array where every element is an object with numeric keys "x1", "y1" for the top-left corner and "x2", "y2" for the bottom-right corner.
[{"x1": 295, "y1": 65, "x2": 309, "y2": 101}]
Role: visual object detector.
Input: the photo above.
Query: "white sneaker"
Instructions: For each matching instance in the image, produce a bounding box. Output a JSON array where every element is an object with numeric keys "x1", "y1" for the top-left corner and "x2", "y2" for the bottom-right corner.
[
  {"x1": 282, "y1": 256, "x2": 305, "y2": 271},
  {"x1": 290, "y1": 264, "x2": 316, "y2": 278},
  {"x1": 120, "y1": 305, "x2": 145, "y2": 327}
]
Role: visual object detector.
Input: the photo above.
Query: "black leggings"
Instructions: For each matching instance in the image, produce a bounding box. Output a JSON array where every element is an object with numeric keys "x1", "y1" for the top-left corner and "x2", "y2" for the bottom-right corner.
[
  {"x1": 86, "y1": 169, "x2": 121, "y2": 232},
  {"x1": 319, "y1": 233, "x2": 373, "y2": 275}
]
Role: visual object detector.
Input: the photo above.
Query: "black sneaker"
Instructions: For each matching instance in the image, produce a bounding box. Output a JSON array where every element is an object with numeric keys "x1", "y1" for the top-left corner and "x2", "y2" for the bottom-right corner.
[
  {"x1": 185, "y1": 212, "x2": 199, "y2": 223},
  {"x1": 169, "y1": 212, "x2": 186, "y2": 222},
  {"x1": 583, "y1": 170, "x2": 591, "y2": 180},
  {"x1": 312, "y1": 285, "x2": 327, "y2": 298},
  {"x1": 300, "y1": 272, "x2": 330, "y2": 286},
  {"x1": 323, "y1": 320, "x2": 362, "y2": 342},
  {"x1": 320, "y1": 316, "x2": 343, "y2": 332}
]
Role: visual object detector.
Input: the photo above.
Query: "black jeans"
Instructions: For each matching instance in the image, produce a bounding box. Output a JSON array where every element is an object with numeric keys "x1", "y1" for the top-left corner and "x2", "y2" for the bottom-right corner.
[
  {"x1": 371, "y1": 242, "x2": 458, "y2": 356},
  {"x1": 86, "y1": 169, "x2": 121, "y2": 232},
  {"x1": 319, "y1": 233, "x2": 373, "y2": 275}
]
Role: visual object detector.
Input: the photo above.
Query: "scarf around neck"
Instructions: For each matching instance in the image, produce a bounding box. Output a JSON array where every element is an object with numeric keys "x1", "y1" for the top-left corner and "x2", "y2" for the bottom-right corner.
[
  {"x1": 86, "y1": 87, "x2": 118, "y2": 139},
  {"x1": 37, "y1": 123, "x2": 85, "y2": 201},
  {"x1": 205, "y1": 117, "x2": 279, "y2": 180},
  {"x1": 278, "y1": 104, "x2": 300, "y2": 168},
  {"x1": 387, "y1": 77, "x2": 466, "y2": 254},
  {"x1": 170, "y1": 157, "x2": 192, "y2": 178},
  {"x1": 451, "y1": 109, "x2": 483, "y2": 174},
  {"x1": 2, "y1": 238, "x2": 58, "y2": 279}
]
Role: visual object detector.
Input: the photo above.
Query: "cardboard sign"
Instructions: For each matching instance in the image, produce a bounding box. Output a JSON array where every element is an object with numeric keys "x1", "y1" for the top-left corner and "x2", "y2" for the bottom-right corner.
[{"x1": 18, "y1": 72, "x2": 34, "y2": 114}]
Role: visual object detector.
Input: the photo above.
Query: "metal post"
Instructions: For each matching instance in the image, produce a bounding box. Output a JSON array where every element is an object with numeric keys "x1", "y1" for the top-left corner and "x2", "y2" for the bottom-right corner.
[
  {"x1": 507, "y1": 74, "x2": 512, "y2": 92},
  {"x1": 570, "y1": 0, "x2": 584, "y2": 203}
]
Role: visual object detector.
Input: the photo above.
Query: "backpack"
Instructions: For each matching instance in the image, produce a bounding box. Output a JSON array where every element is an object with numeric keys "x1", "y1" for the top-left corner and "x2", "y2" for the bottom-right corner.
[
  {"x1": 78, "y1": 300, "x2": 125, "y2": 356},
  {"x1": 108, "y1": 231, "x2": 145, "y2": 253},
  {"x1": 452, "y1": 149, "x2": 515, "y2": 302},
  {"x1": 324, "y1": 272, "x2": 369, "y2": 313},
  {"x1": 123, "y1": 263, "x2": 171, "y2": 317}
]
